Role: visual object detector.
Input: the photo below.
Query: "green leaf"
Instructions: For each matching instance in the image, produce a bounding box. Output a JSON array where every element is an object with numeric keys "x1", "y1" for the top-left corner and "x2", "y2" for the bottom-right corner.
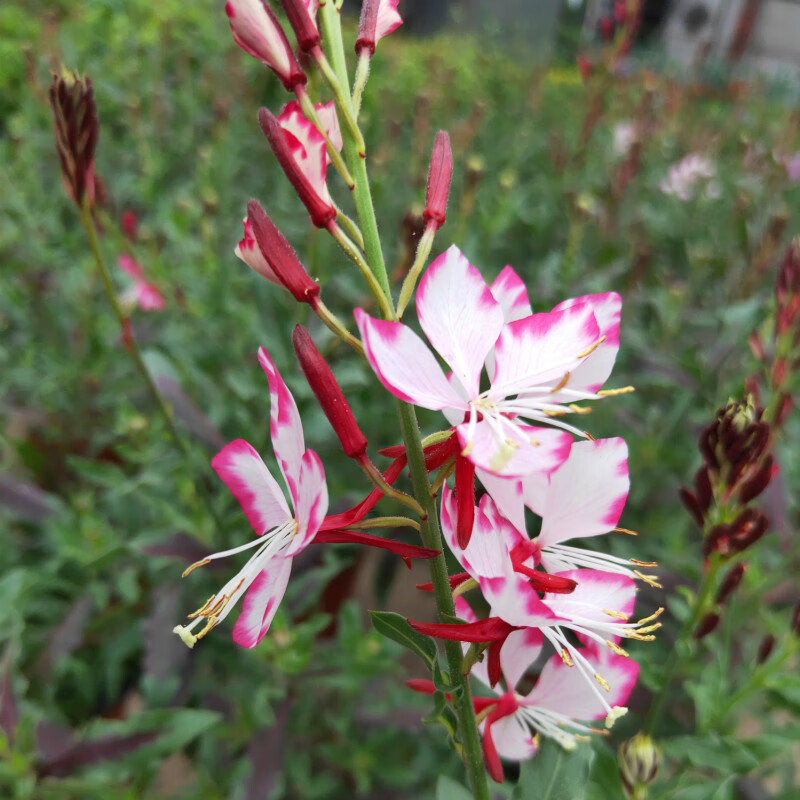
[
  {"x1": 369, "y1": 611, "x2": 437, "y2": 669},
  {"x1": 513, "y1": 738, "x2": 595, "y2": 800},
  {"x1": 436, "y1": 775, "x2": 473, "y2": 800}
]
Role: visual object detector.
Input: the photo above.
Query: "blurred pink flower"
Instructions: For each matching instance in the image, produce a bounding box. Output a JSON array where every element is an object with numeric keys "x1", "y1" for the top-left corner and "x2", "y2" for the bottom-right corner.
[
  {"x1": 117, "y1": 255, "x2": 166, "y2": 311},
  {"x1": 660, "y1": 154, "x2": 718, "y2": 201},
  {"x1": 784, "y1": 152, "x2": 800, "y2": 182}
]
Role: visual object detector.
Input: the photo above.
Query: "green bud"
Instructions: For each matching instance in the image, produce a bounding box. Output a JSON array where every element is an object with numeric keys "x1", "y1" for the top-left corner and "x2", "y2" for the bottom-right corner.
[{"x1": 618, "y1": 733, "x2": 661, "y2": 799}]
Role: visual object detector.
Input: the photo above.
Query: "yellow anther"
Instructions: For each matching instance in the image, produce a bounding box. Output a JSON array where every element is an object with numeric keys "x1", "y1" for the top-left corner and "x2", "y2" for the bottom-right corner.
[
  {"x1": 584, "y1": 431, "x2": 596, "y2": 441},
  {"x1": 597, "y1": 386, "x2": 635, "y2": 396},
  {"x1": 461, "y1": 442, "x2": 473, "y2": 457},
  {"x1": 543, "y1": 408, "x2": 568, "y2": 417},
  {"x1": 188, "y1": 594, "x2": 217, "y2": 618},
  {"x1": 603, "y1": 608, "x2": 628, "y2": 620},
  {"x1": 634, "y1": 570, "x2": 662, "y2": 588},
  {"x1": 607, "y1": 640, "x2": 629, "y2": 657},
  {"x1": 560, "y1": 648, "x2": 574, "y2": 667},
  {"x1": 638, "y1": 608, "x2": 664, "y2": 625},
  {"x1": 614, "y1": 527, "x2": 638, "y2": 536},
  {"x1": 529, "y1": 438, "x2": 540, "y2": 446},
  {"x1": 595, "y1": 672, "x2": 611, "y2": 692},
  {"x1": 630, "y1": 559, "x2": 658, "y2": 567},
  {"x1": 182, "y1": 558, "x2": 211, "y2": 577},
  {"x1": 567, "y1": 404, "x2": 593, "y2": 415},
  {"x1": 637, "y1": 622, "x2": 662, "y2": 635},
  {"x1": 577, "y1": 335, "x2": 607, "y2": 359},
  {"x1": 552, "y1": 371, "x2": 571, "y2": 393},
  {"x1": 504, "y1": 437, "x2": 520, "y2": 449},
  {"x1": 574, "y1": 734, "x2": 592, "y2": 742}
]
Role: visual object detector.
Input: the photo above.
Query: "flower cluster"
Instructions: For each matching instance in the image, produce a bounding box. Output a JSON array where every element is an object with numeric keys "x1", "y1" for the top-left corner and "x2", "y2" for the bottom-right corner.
[
  {"x1": 660, "y1": 153, "x2": 719, "y2": 201},
  {"x1": 170, "y1": 0, "x2": 659, "y2": 785}
]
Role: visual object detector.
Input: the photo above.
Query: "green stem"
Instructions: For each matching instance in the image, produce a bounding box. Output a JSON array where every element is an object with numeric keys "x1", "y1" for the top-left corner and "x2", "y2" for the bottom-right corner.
[
  {"x1": 397, "y1": 222, "x2": 436, "y2": 318},
  {"x1": 396, "y1": 400, "x2": 490, "y2": 800},
  {"x1": 311, "y1": 297, "x2": 364, "y2": 355},
  {"x1": 318, "y1": 0, "x2": 394, "y2": 311},
  {"x1": 644, "y1": 557, "x2": 722, "y2": 733},
  {"x1": 334, "y1": 204, "x2": 365, "y2": 250},
  {"x1": 352, "y1": 50, "x2": 371, "y2": 117},
  {"x1": 79, "y1": 202, "x2": 225, "y2": 535},
  {"x1": 326, "y1": 221, "x2": 393, "y2": 319}
]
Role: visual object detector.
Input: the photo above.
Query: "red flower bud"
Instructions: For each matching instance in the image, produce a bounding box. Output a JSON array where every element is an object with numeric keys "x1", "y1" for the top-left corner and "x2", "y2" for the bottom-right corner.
[
  {"x1": 729, "y1": 508, "x2": 769, "y2": 554},
  {"x1": 576, "y1": 55, "x2": 593, "y2": 83},
  {"x1": 679, "y1": 487, "x2": 705, "y2": 528},
  {"x1": 423, "y1": 131, "x2": 453, "y2": 229},
  {"x1": 278, "y1": 0, "x2": 320, "y2": 52},
  {"x1": 600, "y1": 16, "x2": 615, "y2": 42},
  {"x1": 258, "y1": 107, "x2": 336, "y2": 228},
  {"x1": 693, "y1": 612, "x2": 720, "y2": 640},
  {"x1": 226, "y1": 0, "x2": 307, "y2": 91},
  {"x1": 715, "y1": 563, "x2": 746, "y2": 605},
  {"x1": 756, "y1": 634, "x2": 775, "y2": 664},
  {"x1": 356, "y1": 0, "x2": 380, "y2": 55},
  {"x1": 121, "y1": 210, "x2": 138, "y2": 240},
  {"x1": 738, "y1": 453, "x2": 775, "y2": 505},
  {"x1": 246, "y1": 200, "x2": 320, "y2": 303},
  {"x1": 292, "y1": 325, "x2": 368, "y2": 459},
  {"x1": 455, "y1": 454, "x2": 475, "y2": 549},
  {"x1": 694, "y1": 466, "x2": 713, "y2": 512}
]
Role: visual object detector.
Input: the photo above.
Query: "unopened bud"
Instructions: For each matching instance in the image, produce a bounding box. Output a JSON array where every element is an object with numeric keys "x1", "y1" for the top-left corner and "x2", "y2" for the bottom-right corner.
[
  {"x1": 258, "y1": 107, "x2": 336, "y2": 228},
  {"x1": 423, "y1": 131, "x2": 453, "y2": 229},
  {"x1": 278, "y1": 0, "x2": 320, "y2": 52},
  {"x1": 225, "y1": 0, "x2": 306, "y2": 91},
  {"x1": 703, "y1": 523, "x2": 730, "y2": 558},
  {"x1": 694, "y1": 612, "x2": 720, "y2": 640},
  {"x1": 738, "y1": 453, "x2": 775, "y2": 505},
  {"x1": 756, "y1": 634, "x2": 775, "y2": 664},
  {"x1": 715, "y1": 563, "x2": 746, "y2": 606},
  {"x1": 356, "y1": 0, "x2": 380, "y2": 55},
  {"x1": 246, "y1": 200, "x2": 320, "y2": 302},
  {"x1": 678, "y1": 487, "x2": 705, "y2": 528},
  {"x1": 729, "y1": 508, "x2": 768, "y2": 554},
  {"x1": 49, "y1": 71, "x2": 99, "y2": 209},
  {"x1": 292, "y1": 325, "x2": 368, "y2": 459},
  {"x1": 455, "y1": 454, "x2": 475, "y2": 549},
  {"x1": 694, "y1": 466, "x2": 713, "y2": 512},
  {"x1": 618, "y1": 733, "x2": 661, "y2": 798}
]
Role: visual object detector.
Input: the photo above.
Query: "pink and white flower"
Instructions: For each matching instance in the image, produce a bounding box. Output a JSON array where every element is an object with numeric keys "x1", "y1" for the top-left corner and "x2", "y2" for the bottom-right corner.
[
  {"x1": 117, "y1": 255, "x2": 166, "y2": 311},
  {"x1": 174, "y1": 346, "x2": 328, "y2": 649},
  {"x1": 356, "y1": 246, "x2": 622, "y2": 477},
  {"x1": 660, "y1": 154, "x2": 718, "y2": 201},
  {"x1": 234, "y1": 214, "x2": 281, "y2": 286},
  {"x1": 225, "y1": 0, "x2": 306, "y2": 91},
  {"x1": 275, "y1": 99, "x2": 341, "y2": 211},
  {"x1": 478, "y1": 438, "x2": 657, "y2": 585},
  {"x1": 456, "y1": 596, "x2": 638, "y2": 756},
  {"x1": 412, "y1": 488, "x2": 659, "y2": 699}
]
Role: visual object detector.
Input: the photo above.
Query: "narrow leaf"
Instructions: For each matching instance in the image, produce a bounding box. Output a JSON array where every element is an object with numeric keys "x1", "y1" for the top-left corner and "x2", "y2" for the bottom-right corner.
[
  {"x1": 513, "y1": 738, "x2": 595, "y2": 800},
  {"x1": 369, "y1": 610, "x2": 437, "y2": 668}
]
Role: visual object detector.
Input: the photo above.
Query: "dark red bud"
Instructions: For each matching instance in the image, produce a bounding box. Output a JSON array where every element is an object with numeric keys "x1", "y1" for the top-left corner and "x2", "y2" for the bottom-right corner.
[
  {"x1": 694, "y1": 466, "x2": 713, "y2": 512},
  {"x1": 776, "y1": 393, "x2": 793, "y2": 427},
  {"x1": 729, "y1": 509, "x2": 769, "y2": 554},
  {"x1": 715, "y1": 563, "x2": 746, "y2": 605},
  {"x1": 756, "y1": 634, "x2": 775, "y2": 664},
  {"x1": 703, "y1": 523, "x2": 731, "y2": 558},
  {"x1": 258, "y1": 107, "x2": 336, "y2": 228},
  {"x1": 423, "y1": 433, "x2": 459, "y2": 472},
  {"x1": 693, "y1": 612, "x2": 720, "y2": 640},
  {"x1": 600, "y1": 16, "x2": 615, "y2": 41},
  {"x1": 423, "y1": 131, "x2": 453, "y2": 228},
  {"x1": 121, "y1": 210, "x2": 138, "y2": 240},
  {"x1": 246, "y1": 199, "x2": 320, "y2": 303},
  {"x1": 355, "y1": 0, "x2": 380, "y2": 55},
  {"x1": 576, "y1": 55, "x2": 593, "y2": 83},
  {"x1": 738, "y1": 454, "x2": 775, "y2": 505},
  {"x1": 679, "y1": 487, "x2": 705, "y2": 528},
  {"x1": 292, "y1": 325, "x2": 368, "y2": 459},
  {"x1": 455, "y1": 454, "x2": 475, "y2": 549},
  {"x1": 699, "y1": 427, "x2": 719, "y2": 471},
  {"x1": 278, "y1": 0, "x2": 320, "y2": 52}
]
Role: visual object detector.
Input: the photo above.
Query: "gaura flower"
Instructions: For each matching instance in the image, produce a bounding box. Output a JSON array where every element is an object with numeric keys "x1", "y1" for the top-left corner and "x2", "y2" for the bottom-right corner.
[
  {"x1": 225, "y1": 0, "x2": 306, "y2": 91},
  {"x1": 356, "y1": 246, "x2": 623, "y2": 477},
  {"x1": 175, "y1": 348, "x2": 438, "y2": 649},
  {"x1": 411, "y1": 488, "x2": 660, "y2": 693},
  {"x1": 117, "y1": 255, "x2": 166, "y2": 311},
  {"x1": 409, "y1": 597, "x2": 638, "y2": 782},
  {"x1": 174, "y1": 347, "x2": 328, "y2": 649},
  {"x1": 478, "y1": 438, "x2": 658, "y2": 586},
  {"x1": 660, "y1": 154, "x2": 718, "y2": 201}
]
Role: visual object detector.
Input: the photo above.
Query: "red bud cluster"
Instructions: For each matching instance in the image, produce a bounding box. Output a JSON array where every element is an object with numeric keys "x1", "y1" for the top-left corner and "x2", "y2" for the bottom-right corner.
[
  {"x1": 49, "y1": 72, "x2": 99, "y2": 209},
  {"x1": 680, "y1": 398, "x2": 774, "y2": 535},
  {"x1": 775, "y1": 238, "x2": 800, "y2": 349},
  {"x1": 292, "y1": 325, "x2": 368, "y2": 460}
]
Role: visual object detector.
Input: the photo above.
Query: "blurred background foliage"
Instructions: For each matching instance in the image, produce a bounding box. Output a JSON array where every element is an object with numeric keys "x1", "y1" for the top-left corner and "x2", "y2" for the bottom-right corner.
[{"x1": 1, "y1": 1, "x2": 800, "y2": 798}]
